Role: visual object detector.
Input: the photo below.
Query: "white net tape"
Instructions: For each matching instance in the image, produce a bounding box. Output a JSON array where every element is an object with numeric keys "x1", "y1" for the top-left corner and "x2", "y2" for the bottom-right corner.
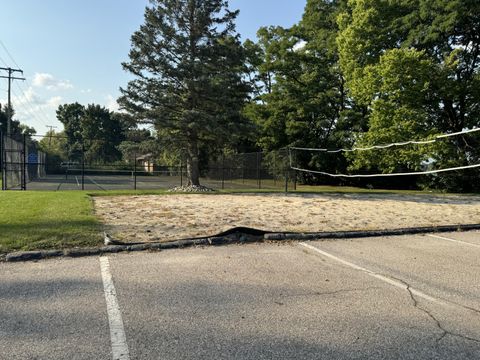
[
  {"x1": 290, "y1": 127, "x2": 480, "y2": 178},
  {"x1": 291, "y1": 127, "x2": 480, "y2": 153},
  {"x1": 291, "y1": 163, "x2": 480, "y2": 178}
]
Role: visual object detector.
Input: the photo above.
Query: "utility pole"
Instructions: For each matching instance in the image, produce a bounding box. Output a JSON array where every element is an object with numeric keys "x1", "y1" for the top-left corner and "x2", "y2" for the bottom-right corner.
[
  {"x1": 0, "y1": 67, "x2": 25, "y2": 136},
  {"x1": 46, "y1": 125, "x2": 58, "y2": 145}
]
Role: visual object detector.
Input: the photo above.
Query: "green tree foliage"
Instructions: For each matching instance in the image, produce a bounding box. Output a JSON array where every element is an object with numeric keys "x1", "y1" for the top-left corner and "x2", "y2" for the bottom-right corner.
[
  {"x1": 56, "y1": 102, "x2": 84, "y2": 160},
  {"x1": 244, "y1": 0, "x2": 367, "y2": 182},
  {"x1": 56, "y1": 103, "x2": 124, "y2": 163},
  {"x1": 337, "y1": 0, "x2": 480, "y2": 191},
  {"x1": 119, "y1": 0, "x2": 251, "y2": 186},
  {"x1": 38, "y1": 130, "x2": 68, "y2": 172},
  {"x1": 0, "y1": 104, "x2": 25, "y2": 138}
]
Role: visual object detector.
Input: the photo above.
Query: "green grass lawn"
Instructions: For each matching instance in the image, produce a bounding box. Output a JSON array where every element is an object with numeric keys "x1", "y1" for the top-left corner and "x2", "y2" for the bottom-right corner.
[{"x1": 0, "y1": 191, "x2": 102, "y2": 254}]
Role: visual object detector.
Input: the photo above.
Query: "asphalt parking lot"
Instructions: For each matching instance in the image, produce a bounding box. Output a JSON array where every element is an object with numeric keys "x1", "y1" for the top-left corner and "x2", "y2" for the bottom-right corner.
[{"x1": 1, "y1": 231, "x2": 479, "y2": 359}]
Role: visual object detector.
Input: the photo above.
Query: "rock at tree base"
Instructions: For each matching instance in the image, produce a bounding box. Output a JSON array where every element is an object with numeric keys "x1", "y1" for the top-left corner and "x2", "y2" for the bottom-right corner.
[{"x1": 168, "y1": 185, "x2": 216, "y2": 193}]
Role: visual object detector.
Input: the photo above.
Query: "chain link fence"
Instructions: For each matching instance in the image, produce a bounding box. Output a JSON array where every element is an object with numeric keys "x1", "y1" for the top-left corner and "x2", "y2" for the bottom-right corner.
[
  {"x1": 1, "y1": 133, "x2": 295, "y2": 191},
  {"x1": 1, "y1": 133, "x2": 46, "y2": 190},
  {"x1": 204, "y1": 149, "x2": 292, "y2": 190}
]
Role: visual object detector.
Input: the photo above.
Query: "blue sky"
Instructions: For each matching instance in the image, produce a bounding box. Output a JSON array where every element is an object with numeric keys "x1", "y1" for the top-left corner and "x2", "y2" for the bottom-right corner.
[{"x1": 0, "y1": 0, "x2": 306, "y2": 134}]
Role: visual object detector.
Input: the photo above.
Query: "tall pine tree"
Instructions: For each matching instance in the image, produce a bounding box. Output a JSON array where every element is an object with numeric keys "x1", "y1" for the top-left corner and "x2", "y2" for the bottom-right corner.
[{"x1": 119, "y1": 0, "x2": 250, "y2": 186}]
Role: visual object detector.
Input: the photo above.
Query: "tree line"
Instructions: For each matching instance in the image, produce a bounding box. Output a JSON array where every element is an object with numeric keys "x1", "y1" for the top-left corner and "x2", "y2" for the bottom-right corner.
[
  {"x1": 117, "y1": 0, "x2": 479, "y2": 191},
  {"x1": 6, "y1": 0, "x2": 479, "y2": 191}
]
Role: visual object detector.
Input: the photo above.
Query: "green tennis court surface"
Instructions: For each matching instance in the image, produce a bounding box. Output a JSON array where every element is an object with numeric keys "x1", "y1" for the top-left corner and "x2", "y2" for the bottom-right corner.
[{"x1": 12, "y1": 172, "x2": 288, "y2": 191}]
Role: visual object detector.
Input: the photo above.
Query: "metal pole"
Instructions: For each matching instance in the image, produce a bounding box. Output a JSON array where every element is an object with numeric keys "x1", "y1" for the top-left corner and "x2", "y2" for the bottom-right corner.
[
  {"x1": 180, "y1": 155, "x2": 183, "y2": 187},
  {"x1": 133, "y1": 152, "x2": 137, "y2": 190},
  {"x1": 7, "y1": 74, "x2": 11, "y2": 136},
  {"x1": 81, "y1": 143, "x2": 85, "y2": 190},
  {"x1": 257, "y1": 152, "x2": 261, "y2": 189},
  {"x1": 3, "y1": 135, "x2": 7, "y2": 190},
  {"x1": 294, "y1": 170, "x2": 297, "y2": 191},
  {"x1": 273, "y1": 152, "x2": 276, "y2": 186},
  {"x1": 221, "y1": 153, "x2": 225, "y2": 190},
  {"x1": 0, "y1": 67, "x2": 25, "y2": 137},
  {"x1": 242, "y1": 157, "x2": 245, "y2": 184},
  {"x1": 285, "y1": 168, "x2": 289, "y2": 193},
  {"x1": 22, "y1": 134, "x2": 26, "y2": 190},
  {"x1": 0, "y1": 131, "x2": 4, "y2": 191}
]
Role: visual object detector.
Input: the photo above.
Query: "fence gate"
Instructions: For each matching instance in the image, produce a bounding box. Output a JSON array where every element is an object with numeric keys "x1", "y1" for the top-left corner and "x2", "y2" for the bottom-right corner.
[
  {"x1": 1, "y1": 134, "x2": 25, "y2": 190},
  {"x1": 1, "y1": 133, "x2": 46, "y2": 190}
]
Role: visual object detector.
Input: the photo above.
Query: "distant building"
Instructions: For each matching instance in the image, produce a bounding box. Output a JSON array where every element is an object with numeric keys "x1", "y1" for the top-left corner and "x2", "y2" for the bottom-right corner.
[{"x1": 136, "y1": 153, "x2": 155, "y2": 173}]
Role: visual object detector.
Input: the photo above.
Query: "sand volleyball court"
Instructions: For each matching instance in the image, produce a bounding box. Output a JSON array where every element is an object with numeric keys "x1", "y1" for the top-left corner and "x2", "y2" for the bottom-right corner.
[{"x1": 93, "y1": 193, "x2": 480, "y2": 242}]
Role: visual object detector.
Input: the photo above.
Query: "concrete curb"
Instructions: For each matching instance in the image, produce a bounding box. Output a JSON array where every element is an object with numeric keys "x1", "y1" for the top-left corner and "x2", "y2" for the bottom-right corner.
[
  {"x1": 3, "y1": 223, "x2": 480, "y2": 263},
  {"x1": 263, "y1": 223, "x2": 480, "y2": 241}
]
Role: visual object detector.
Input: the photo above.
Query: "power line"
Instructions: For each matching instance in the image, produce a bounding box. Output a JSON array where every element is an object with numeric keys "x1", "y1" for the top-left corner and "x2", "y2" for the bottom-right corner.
[
  {"x1": 10, "y1": 86, "x2": 50, "y2": 129},
  {"x1": 13, "y1": 82, "x2": 52, "y2": 126},
  {"x1": 0, "y1": 40, "x2": 57, "y2": 129},
  {"x1": 15, "y1": 81, "x2": 55, "y2": 124},
  {"x1": 0, "y1": 54, "x2": 8, "y2": 67},
  {"x1": 0, "y1": 40, "x2": 22, "y2": 69}
]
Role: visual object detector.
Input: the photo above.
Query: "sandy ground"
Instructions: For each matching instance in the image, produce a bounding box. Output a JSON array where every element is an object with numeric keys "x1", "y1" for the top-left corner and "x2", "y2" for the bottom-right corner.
[{"x1": 93, "y1": 193, "x2": 480, "y2": 243}]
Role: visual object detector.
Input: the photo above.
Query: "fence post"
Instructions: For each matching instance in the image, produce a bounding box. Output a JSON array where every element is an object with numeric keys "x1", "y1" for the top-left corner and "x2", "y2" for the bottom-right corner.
[
  {"x1": 223, "y1": 153, "x2": 226, "y2": 190},
  {"x1": 0, "y1": 132, "x2": 4, "y2": 191},
  {"x1": 273, "y1": 152, "x2": 276, "y2": 187},
  {"x1": 133, "y1": 152, "x2": 137, "y2": 190},
  {"x1": 3, "y1": 135, "x2": 7, "y2": 190},
  {"x1": 81, "y1": 143, "x2": 85, "y2": 191},
  {"x1": 242, "y1": 157, "x2": 245, "y2": 184},
  {"x1": 22, "y1": 134, "x2": 27, "y2": 190},
  {"x1": 294, "y1": 169, "x2": 297, "y2": 191},
  {"x1": 256, "y1": 152, "x2": 261, "y2": 189},
  {"x1": 285, "y1": 168, "x2": 289, "y2": 193},
  {"x1": 179, "y1": 155, "x2": 181, "y2": 187}
]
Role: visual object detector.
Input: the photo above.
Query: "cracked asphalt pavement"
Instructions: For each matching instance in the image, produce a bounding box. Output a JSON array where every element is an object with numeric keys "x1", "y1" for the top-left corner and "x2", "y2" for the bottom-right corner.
[{"x1": 1, "y1": 231, "x2": 479, "y2": 359}]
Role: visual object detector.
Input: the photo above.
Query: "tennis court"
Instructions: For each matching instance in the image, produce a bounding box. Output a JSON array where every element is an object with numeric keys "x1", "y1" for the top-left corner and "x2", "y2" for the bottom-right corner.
[
  {"x1": 2, "y1": 231, "x2": 479, "y2": 359},
  {"x1": 19, "y1": 171, "x2": 285, "y2": 191},
  {"x1": 24, "y1": 172, "x2": 182, "y2": 191}
]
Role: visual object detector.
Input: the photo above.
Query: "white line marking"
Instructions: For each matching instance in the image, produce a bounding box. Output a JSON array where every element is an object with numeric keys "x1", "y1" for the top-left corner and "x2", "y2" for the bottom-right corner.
[
  {"x1": 300, "y1": 242, "x2": 448, "y2": 306},
  {"x1": 427, "y1": 234, "x2": 480, "y2": 248},
  {"x1": 100, "y1": 257, "x2": 130, "y2": 360},
  {"x1": 87, "y1": 176, "x2": 107, "y2": 191}
]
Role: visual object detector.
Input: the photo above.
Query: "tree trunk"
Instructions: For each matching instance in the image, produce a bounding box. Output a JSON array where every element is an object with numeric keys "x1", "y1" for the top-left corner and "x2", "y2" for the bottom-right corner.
[{"x1": 186, "y1": 140, "x2": 200, "y2": 186}]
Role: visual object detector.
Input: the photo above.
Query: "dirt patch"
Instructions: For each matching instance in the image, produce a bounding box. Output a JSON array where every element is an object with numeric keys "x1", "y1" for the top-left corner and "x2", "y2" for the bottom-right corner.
[{"x1": 93, "y1": 193, "x2": 480, "y2": 243}]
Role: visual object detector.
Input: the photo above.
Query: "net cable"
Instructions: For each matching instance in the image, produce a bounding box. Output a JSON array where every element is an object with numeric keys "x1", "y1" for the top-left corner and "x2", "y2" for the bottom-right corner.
[{"x1": 290, "y1": 127, "x2": 480, "y2": 178}]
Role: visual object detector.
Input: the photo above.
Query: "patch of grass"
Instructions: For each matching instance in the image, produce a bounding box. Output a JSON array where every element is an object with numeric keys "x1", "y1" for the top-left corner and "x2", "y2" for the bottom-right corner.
[{"x1": 0, "y1": 191, "x2": 101, "y2": 254}]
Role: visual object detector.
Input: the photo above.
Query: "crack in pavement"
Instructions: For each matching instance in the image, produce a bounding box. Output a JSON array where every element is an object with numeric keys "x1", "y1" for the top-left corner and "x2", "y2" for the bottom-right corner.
[
  {"x1": 390, "y1": 275, "x2": 480, "y2": 344},
  {"x1": 299, "y1": 242, "x2": 480, "y2": 345}
]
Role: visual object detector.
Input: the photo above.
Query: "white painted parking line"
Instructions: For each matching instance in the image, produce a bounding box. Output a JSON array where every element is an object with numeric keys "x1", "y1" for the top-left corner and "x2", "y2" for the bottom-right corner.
[
  {"x1": 427, "y1": 234, "x2": 480, "y2": 248},
  {"x1": 300, "y1": 242, "x2": 462, "y2": 310},
  {"x1": 100, "y1": 257, "x2": 130, "y2": 360}
]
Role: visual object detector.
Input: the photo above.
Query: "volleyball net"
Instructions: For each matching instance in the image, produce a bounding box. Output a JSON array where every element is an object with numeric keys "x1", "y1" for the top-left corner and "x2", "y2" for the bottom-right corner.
[{"x1": 289, "y1": 127, "x2": 480, "y2": 191}]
